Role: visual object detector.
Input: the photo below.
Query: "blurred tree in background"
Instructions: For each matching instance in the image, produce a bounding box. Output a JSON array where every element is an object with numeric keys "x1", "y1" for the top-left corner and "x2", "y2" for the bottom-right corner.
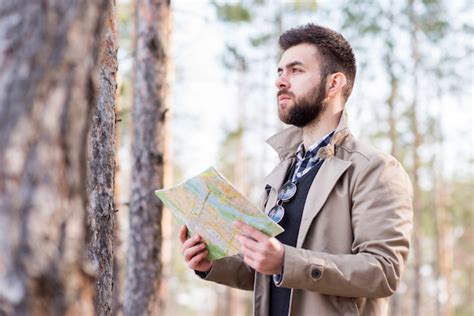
[{"x1": 124, "y1": 0, "x2": 171, "y2": 315}]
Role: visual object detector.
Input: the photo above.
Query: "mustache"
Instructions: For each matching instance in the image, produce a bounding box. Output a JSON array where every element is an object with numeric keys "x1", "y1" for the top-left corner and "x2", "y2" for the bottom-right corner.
[{"x1": 277, "y1": 90, "x2": 294, "y2": 98}]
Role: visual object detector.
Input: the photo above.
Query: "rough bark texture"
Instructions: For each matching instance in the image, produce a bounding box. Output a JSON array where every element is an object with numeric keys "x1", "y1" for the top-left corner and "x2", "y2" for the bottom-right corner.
[
  {"x1": 112, "y1": 87, "x2": 124, "y2": 316},
  {"x1": 0, "y1": 0, "x2": 108, "y2": 315},
  {"x1": 124, "y1": 0, "x2": 170, "y2": 315},
  {"x1": 87, "y1": 1, "x2": 118, "y2": 315}
]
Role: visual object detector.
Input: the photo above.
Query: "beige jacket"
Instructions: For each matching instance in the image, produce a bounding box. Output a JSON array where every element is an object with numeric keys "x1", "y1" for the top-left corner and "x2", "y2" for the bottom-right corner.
[{"x1": 203, "y1": 111, "x2": 413, "y2": 316}]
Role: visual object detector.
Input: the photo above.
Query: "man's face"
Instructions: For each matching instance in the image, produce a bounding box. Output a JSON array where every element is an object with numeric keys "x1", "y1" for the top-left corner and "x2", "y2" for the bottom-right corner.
[{"x1": 275, "y1": 43, "x2": 327, "y2": 127}]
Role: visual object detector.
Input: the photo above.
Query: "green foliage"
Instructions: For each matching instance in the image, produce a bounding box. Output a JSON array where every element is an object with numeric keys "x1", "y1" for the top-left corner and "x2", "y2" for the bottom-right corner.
[
  {"x1": 420, "y1": 19, "x2": 449, "y2": 41},
  {"x1": 340, "y1": 5, "x2": 383, "y2": 35},
  {"x1": 368, "y1": 130, "x2": 387, "y2": 142},
  {"x1": 286, "y1": 0, "x2": 318, "y2": 12},
  {"x1": 250, "y1": 33, "x2": 273, "y2": 47},
  {"x1": 462, "y1": 22, "x2": 474, "y2": 34},
  {"x1": 226, "y1": 126, "x2": 244, "y2": 141},
  {"x1": 418, "y1": 0, "x2": 449, "y2": 42},
  {"x1": 212, "y1": 1, "x2": 253, "y2": 23},
  {"x1": 117, "y1": 1, "x2": 133, "y2": 47},
  {"x1": 221, "y1": 44, "x2": 248, "y2": 72}
]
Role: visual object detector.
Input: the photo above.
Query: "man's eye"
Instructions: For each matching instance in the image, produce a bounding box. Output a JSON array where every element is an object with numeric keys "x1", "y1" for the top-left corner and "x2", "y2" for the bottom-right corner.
[{"x1": 292, "y1": 68, "x2": 301, "y2": 73}]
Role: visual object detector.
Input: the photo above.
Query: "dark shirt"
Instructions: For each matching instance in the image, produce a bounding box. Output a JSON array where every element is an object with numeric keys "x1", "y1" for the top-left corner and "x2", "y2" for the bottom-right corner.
[
  {"x1": 268, "y1": 131, "x2": 334, "y2": 316},
  {"x1": 269, "y1": 160, "x2": 323, "y2": 316}
]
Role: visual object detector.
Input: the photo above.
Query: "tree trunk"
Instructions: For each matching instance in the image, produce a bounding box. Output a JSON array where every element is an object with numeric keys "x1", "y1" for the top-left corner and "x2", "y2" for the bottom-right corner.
[
  {"x1": 87, "y1": 1, "x2": 118, "y2": 315},
  {"x1": 230, "y1": 70, "x2": 252, "y2": 316},
  {"x1": 408, "y1": 0, "x2": 423, "y2": 315},
  {"x1": 384, "y1": 5, "x2": 400, "y2": 315},
  {"x1": 216, "y1": 69, "x2": 252, "y2": 316},
  {"x1": 384, "y1": 30, "x2": 399, "y2": 158},
  {"x1": 0, "y1": 1, "x2": 108, "y2": 315},
  {"x1": 124, "y1": 0, "x2": 170, "y2": 315},
  {"x1": 433, "y1": 170, "x2": 454, "y2": 316}
]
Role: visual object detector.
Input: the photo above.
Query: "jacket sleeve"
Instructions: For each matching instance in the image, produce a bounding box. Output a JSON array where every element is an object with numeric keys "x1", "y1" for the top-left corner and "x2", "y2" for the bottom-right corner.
[
  {"x1": 200, "y1": 254, "x2": 255, "y2": 291},
  {"x1": 277, "y1": 153, "x2": 413, "y2": 298}
]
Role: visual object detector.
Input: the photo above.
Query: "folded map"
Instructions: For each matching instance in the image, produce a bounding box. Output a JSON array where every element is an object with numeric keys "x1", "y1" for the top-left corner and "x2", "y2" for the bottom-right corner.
[{"x1": 155, "y1": 167, "x2": 284, "y2": 261}]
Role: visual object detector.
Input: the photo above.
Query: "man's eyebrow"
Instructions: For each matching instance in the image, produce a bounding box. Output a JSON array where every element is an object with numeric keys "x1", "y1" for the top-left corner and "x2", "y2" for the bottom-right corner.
[{"x1": 277, "y1": 61, "x2": 305, "y2": 72}]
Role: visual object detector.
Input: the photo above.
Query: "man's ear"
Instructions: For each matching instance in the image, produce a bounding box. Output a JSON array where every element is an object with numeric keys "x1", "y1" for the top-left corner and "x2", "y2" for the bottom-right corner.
[{"x1": 326, "y1": 72, "x2": 347, "y2": 98}]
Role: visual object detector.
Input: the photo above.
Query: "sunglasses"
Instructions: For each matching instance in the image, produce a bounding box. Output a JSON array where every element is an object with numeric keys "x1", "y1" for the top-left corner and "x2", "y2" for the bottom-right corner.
[{"x1": 268, "y1": 181, "x2": 297, "y2": 224}]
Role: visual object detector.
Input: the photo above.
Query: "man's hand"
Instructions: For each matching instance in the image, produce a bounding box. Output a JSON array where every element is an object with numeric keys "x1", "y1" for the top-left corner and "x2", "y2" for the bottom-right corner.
[
  {"x1": 235, "y1": 221, "x2": 284, "y2": 275},
  {"x1": 179, "y1": 225, "x2": 213, "y2": 273}
]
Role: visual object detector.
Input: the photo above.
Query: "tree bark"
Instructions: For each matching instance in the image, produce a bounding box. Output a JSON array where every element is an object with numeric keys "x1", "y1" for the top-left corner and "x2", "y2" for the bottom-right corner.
[
  {"x1": 87, "y1": 1, "x2": 118, "y2": 315},
  {"x1": 124, "y1": 0, "x2": 170, "y2": 315},
  {"x1": 0, "y1": 0, "x2": 108, "y2": 315}
]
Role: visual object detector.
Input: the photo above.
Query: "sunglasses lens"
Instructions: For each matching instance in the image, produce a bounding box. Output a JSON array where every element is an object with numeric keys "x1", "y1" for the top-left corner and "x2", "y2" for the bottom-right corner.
[
  {"x1": 268, "y1": 205, "x2": 285, "y2": 223},
  {"x1": 278, "y1": 182, "x2": 297, "y2": 201}
]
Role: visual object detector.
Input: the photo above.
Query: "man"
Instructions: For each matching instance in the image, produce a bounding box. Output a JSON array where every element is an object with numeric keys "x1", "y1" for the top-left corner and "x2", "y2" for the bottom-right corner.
[{"x1": 180, "y1": 24, "x2": 413, "y2": 316}]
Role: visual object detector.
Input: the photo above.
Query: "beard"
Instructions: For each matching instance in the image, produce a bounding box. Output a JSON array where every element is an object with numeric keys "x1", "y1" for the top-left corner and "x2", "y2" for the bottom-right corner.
[{"x1": 278, "y1": 78, "x2": 327, "y2": 128}]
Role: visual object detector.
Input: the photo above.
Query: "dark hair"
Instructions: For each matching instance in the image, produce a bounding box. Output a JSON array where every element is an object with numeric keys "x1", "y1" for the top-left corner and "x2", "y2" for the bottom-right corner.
[{"x1": 279, "y1": 24, "x2": 356, "y2": 101}]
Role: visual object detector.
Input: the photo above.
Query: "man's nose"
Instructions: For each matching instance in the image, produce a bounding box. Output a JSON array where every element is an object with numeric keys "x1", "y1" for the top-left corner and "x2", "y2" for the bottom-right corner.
[{"x1": 275, "y1": 74, "x2": 290, "y2": 90}]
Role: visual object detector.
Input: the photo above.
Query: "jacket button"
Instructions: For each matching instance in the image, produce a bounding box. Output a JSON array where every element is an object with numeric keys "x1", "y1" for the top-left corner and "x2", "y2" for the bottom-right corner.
[{"x1": 311, "y1": 268, "x2": 322, "y2": 279}]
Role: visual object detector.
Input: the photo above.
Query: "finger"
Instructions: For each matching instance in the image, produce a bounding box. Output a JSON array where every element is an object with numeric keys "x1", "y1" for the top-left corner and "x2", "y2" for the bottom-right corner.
[
  {"x1": 183, "y1": 242, "x2": 207, "y2": 262},
  {"x1": 179, "y1": 225, "x2": 188, "y2": 243},
  {"x1": 241, "y1": 246, "x2": 258, "y2": 262},
  {"x1": 182, "y1": 235, "x2": 204, "y2": 253},
  {"x1": 182, "y1": 233, "x2": 201, "y2": 250},
  {"x1": 237, "y1": 234, "x2": 260, "y2": 253},
  {"x1": 188, "y1": 250, "x2": 209, "y2": 268},
  {"x1": 235, "y1": 221, "x2": 267, "y2": 242},
  {"x1": 238, "y1": 239, "x2": 260, "y2": 262}
]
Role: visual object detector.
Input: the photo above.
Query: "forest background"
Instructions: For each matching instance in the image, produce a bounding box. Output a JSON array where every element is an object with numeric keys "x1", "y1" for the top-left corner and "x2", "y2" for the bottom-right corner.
[{"x1": 0, "y1": 0, "x2": 472, "y2": 315}]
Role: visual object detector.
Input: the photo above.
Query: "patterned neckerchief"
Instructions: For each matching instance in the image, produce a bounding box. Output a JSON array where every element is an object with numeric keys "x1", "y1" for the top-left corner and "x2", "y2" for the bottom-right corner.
[{"x1": 290, "y1": 130, "x2": 335, "y2": 183}]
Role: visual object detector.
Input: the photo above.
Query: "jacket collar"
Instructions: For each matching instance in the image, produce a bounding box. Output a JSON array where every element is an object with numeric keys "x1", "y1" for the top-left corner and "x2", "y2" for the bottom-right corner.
[
  {"x1": 263, "y1": 111, "x2": 353, "y2": 248},
  {"x1": 265, "y1": 110, "x2": 350, "y2": 161}
]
